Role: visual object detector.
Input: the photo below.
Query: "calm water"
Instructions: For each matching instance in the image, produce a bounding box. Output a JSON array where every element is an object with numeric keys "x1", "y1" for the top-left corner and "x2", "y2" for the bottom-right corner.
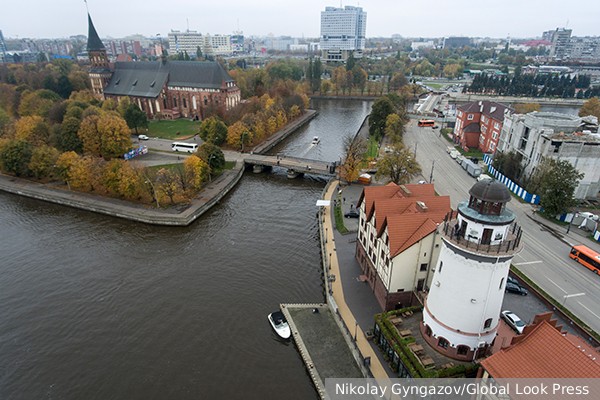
[{"x1": 0, "y1": 99, "x2": 372, "y2": 400}]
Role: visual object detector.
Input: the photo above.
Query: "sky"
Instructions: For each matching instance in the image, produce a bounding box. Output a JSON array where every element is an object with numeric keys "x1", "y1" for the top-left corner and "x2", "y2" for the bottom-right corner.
[{"x1": 1, "y1": 0, "x2": 599, "y2": 40}]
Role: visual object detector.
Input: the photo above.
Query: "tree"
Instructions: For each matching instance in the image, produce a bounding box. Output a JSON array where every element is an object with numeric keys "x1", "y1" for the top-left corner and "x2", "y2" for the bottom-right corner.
[
  {"x1": 533, "y1": 158, "x2": 583, "y2": 216},
  {"x1": 0, "y1": 107, "x2": 9, "y2": 135},
  {"x1": 97, "y1": 114, "x2": 133, "y2": 159},
  {"x1": 346, "y1": 52, "x2": 356, "y2": 71},
  {"x1": 28, "y1": 145, "x2": 60, "y2": 179},
  {"x1": 226, "y1": 121, "x2": 250, "y2": 148},
  {"x1": 18, "y1": 89, "x2": 61, "y2": 117},
  {"x1": 183, "y1": 154, "x2": 209, "y2": 190},
  {"x1": 156, "y1": 168, "x2": 182, "y2": 204},
  {"x1": 0, "y1": 140, "x2": 33, "y2": 177},
  {"x1": 14, "y1": 116, "x2": 50, "y2": 145},
  {"x1": 339, "y1": 135, "x2": 366, "y2": 183},
  {"x1": 197, "y1": 141, "x2": 225, "y2": 172},
  {"x1": 123, "y1": 103, "x2": 148, "y2": 134},
  {"x1": 579, "y1": 97, "x2": 600, "y2": 120},
  {"x1": 198, "y1": 116, "x2": 228, "y2": 145},
  {"x1": 376, "y1": 144, "x2": 421, "y2": 184},
  {"x1": 369, "y1": 97, "x2": 395, "y2": 139},
  {"x1": 493, "y1": 151, "x2": 522, "y2": 183},
  {"x1": 58, "y1": 116, "x2": 83, "y2": 153},
  {"x1": 78, "y1": 114, "x2": 102, "y2": 156},
  {"x1": 514, "y1": 103, "x2": 541, "y2": 114},
  {"x1": 388, "y1": 72, "x2": 408, "y2": 92},
  {"x1": 384, "y1": 113, "x2": 406, "y2": 144}
]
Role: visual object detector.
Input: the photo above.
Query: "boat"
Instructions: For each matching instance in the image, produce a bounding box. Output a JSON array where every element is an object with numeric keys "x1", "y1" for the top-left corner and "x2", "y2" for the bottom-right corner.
[
  {"x1": 311, "y1": 136, "x2": 320, "y2": 145},
  {"x1": 268, "y1": 311, "x2": 291, "y2": 339}
]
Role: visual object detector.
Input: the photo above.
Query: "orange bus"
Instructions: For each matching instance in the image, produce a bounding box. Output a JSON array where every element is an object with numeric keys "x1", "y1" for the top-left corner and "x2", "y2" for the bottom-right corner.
[
  {"x1": 569, "y1": 245, "x2": 600, "y2": 275},
  {"x1": 418, "y1": 119, "x2": 436, "y2": 127}
]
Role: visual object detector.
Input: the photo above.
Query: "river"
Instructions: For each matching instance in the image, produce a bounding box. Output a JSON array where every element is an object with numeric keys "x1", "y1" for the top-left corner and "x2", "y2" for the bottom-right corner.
[{"x1": 0, "y1": 98, "x2": 372, "y2": 400}]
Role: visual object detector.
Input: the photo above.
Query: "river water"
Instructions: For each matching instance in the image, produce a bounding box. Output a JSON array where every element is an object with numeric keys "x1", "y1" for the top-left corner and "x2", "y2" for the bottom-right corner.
[{"x1": 0, "y1": 98, "x2": 372, "y2": 400}]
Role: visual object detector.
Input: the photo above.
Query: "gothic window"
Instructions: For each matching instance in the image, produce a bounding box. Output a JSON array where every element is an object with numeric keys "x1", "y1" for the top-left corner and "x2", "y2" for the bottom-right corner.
[{"x1": 183, "y1": 98, "x2": 187, "y2": 108}]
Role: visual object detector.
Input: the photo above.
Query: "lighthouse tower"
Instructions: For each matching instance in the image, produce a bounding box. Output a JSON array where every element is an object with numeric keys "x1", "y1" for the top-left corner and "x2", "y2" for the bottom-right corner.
[{"x1": 421, "y1": 181, "x2": 522, "y2": 361}]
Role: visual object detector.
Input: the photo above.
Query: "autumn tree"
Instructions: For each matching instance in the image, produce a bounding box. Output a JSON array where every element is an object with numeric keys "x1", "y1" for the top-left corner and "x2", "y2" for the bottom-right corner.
[
  {"x1": 384, "y1": 113, "x2": 406, "y2": 144},
  {"x1": 14, "y1": 115, "x2": 50, "y2": 146},
  {"x1": 226, "y1": 121, "x2": 251, "y2": 148},
  {"x1": 514, "y1": 103, "x2": 541, "y2": 114},
  {"x1": 28, "y1": 145, "x2": 60, "y2": 179},
  {"x1": 339, "y1": 135, "x2": 367, "y2": 183},
  {"x1": 58, "y1": 116, "x2": 83, "y2": 153},
  {"x1": 156, "y1": 168, "x2": 182, "y2": 204},
  {"x1": 197, "y1": 142, "x2": 225, "y2": 171},
  {"x1": 97, "y1": 114, "x2": 133, "y2": 159},
  {"x1": 579, "y1": 97, "x2": 600, "y2": 120},
  {"x1": 376, "y1": 144, "x2": 422, "y2": 184},
  {"x1": 369, "y1": 97, "x2": 395, "y2": 139},
  {"x1": 18, "y1": 89, "x2": 61, "y2": 117},
  {"x1": 198, "y1": 116, "x2": 228, "y2": 145},
  {"x1": 78, "y1": 114, "x2": 102, "y2": 156},
  {"x1": 183, "y1": 154, "x2": 209, "y2": 190}
]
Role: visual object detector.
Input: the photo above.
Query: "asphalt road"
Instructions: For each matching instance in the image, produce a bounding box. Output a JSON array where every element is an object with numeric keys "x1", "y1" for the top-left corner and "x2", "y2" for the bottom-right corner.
[{"x1": 403, "y1": 120, "x2": 600, "y2": 334}]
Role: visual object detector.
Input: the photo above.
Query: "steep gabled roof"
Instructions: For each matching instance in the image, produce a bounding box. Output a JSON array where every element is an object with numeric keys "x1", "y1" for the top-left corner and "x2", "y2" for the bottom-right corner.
[
  {"x1": 103, "y1": 60, "x2": 235, "y2": 98},
  {"x1": 86, "y1": 13, "x2": 105, "y2": 52},
  {"x1": 458, "y1": 100, "x2": 511, "y2": 121},
  {"x1": 358, "y1": 183, "x2": 436, "y2": 222},
  {"x1": 385, "y1": 213, "x2": 446, "y2": 257},
  {"x1": 481, "y1": 320, "x2": 600, "y2": 378}
]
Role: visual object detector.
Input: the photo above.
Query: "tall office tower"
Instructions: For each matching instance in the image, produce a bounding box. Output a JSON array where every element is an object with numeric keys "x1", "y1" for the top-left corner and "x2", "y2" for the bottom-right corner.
[
  {"x1": 0, "y1": 30, "x2": 7, "y2": 62},
  {"x1": 421, "y1": 181, "x2": 523, "y2": 361},
  {"x1": 549, "y1": 28, "x2": 572, "y2": 59},
  {"x1": 320, "y1": 5, "x2": 366, "y2": 62}
]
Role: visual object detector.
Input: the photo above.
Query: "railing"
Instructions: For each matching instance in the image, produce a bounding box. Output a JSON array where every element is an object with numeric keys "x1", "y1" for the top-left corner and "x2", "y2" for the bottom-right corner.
[{"x1": 440, "y1": 211, "x2": 523, "y2": 255}]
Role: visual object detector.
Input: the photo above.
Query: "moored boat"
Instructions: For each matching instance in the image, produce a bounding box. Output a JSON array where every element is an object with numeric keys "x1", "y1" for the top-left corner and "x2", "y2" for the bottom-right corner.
[
  {"x1": 311, "y1": 136, "x2": 320, "y2": 145},
  {"x1": 268, "y1": 311, "x2": 291, "y2": 339}
]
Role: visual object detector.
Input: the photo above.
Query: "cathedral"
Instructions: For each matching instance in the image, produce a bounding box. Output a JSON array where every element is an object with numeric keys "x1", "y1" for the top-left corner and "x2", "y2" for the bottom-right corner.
[{"x1": 86, "y1": 14, "x2": 240, "y2": 120}]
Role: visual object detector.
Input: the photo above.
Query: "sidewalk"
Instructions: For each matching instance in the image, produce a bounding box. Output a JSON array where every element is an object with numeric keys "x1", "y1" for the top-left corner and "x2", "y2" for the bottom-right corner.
[{"x1": 320, "y1": 180, "x2": 396, "y2": 380}]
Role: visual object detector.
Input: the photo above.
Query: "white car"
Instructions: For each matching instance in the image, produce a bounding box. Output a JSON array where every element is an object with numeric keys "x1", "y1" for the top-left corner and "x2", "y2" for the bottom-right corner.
[
  {"x1": 501, "y1": 310, "x2": 526, "y2": 334},
  {"x1": 477, "y1": 174, "x2": 493, "y2": 182},
  {"x1": 138, "y1": 134, "x2": 149, "y2": 140}
]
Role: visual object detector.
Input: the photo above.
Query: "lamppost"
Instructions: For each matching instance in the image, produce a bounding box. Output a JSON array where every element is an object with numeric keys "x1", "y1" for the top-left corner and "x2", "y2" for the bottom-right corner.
[{"x1": 562, "y1": 292, "x2": 585, "y2": 307}]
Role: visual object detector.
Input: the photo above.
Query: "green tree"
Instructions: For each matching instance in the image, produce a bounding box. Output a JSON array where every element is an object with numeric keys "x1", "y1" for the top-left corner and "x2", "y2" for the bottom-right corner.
[
  {"x1": 369, "y1": 97, "x2": 395, "y2": 139},
  {"x1": 384, "y1": 113, "x2": 406, "y2": 144},
  {"x1": 579, "y1": 97, "x2": 600, "y2": 120},
  {"x1": 198, "y1": 116, "x2": 228, "y2": 145},
  {"x1": 376, "y1": 144, "x2": 421, "y2": 184},
  {"x1": 58, "y1": 116, "x2": 83, "y2": 153},
  {"x1": 493, "y1": 151, "x2": 522, "y2": 183},
  {"x1": 534, "y1": 158, "x2": 583, "y2": 216},
  {"x1": 123, "y1": 103, "x2": 148, "y2": 134},
  {"x1": 197, "y1": 142, "x2": 225, "y2": 171},
  {"x1": 346, "y1": 52, "x2": 356, "y2": 71},
  {"x1": 28, "y1": 145, "x2": 61, "y2": 179},
  {"x1": 0, "y1": 107, "x2": 9, "y2": 135},
  {"x1": 339, "y1": 134, "x2": 367, "y2": 183},
  {"x1": 0, "y1": 140, "x2": 33, "y2": 176}
]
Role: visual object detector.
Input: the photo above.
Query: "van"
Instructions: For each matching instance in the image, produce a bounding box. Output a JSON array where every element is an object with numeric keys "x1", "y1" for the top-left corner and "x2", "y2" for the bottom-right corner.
[
  {"x1": 477, "y1": 174, "x2": 493, "y2": 182},
  {"x1": 171, "y1": 142, "x2": 198, "y2": 153}
]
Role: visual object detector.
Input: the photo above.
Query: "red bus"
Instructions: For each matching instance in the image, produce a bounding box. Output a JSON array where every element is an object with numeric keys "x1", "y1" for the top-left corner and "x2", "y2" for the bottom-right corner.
[
  {"x1": 418, "y1": 119, "x2": 436, "y2": 127},
  {"x1": 569, "y1": 245, "x2": 600, "y2": 275}
]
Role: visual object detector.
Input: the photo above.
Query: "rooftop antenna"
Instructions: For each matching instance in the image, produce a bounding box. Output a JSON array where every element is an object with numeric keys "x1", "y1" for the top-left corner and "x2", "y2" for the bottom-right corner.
[{"x1": 186, "y1": 18, "x2": 189, "y2": 32}]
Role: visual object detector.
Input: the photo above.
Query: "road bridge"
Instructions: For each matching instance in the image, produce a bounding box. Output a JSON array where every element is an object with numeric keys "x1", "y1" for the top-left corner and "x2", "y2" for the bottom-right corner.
[{"x1": 244, "y1": 154, "x2": 338, "y2": 178}]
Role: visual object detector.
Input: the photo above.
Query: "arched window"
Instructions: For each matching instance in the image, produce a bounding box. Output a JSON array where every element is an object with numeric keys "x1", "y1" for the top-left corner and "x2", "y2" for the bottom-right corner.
[
  {"x1": 484, "y1": 318, "x2": 493, "y2": 329},
  {"x1": 437, "y1": 337, "x2": 449, "y2": 349}
]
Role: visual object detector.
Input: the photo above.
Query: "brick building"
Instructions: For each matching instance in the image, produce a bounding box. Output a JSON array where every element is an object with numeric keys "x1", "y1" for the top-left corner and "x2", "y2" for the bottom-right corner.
[
  {"x1": 86, "y1": 13, "x2": 240, "y2": 119},
  {"x1": 454, "y1": 101, "x2": 511, "y2": 153}
]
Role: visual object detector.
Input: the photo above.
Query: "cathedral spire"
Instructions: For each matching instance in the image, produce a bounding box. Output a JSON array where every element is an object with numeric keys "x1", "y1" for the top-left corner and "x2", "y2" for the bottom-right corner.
[{"x1": 86, "y1": 13, "x2": 105, "y2": 52}]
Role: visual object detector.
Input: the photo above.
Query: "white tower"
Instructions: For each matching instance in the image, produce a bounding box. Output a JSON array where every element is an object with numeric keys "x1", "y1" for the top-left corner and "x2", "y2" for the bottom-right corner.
[{"x1": 421, "y1": 181, "x2": 523, "y2": 361}]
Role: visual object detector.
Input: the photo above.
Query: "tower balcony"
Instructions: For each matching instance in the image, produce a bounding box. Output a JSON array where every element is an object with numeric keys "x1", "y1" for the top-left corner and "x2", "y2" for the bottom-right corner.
[{"x1": 439, "y1": 210, "x2": 523, "y2": 256}]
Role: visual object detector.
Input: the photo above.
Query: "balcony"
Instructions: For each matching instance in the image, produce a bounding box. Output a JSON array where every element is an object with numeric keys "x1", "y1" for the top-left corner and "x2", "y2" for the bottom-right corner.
[{"x1": 439, "y1": 212, "x2": 523, "y2": 256}]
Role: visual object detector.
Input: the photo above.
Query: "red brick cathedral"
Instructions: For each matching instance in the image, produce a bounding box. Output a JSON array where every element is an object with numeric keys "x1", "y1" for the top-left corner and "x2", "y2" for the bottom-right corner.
[{"x1": 87, "y1": 13, "x2": 240, "y2": 120}]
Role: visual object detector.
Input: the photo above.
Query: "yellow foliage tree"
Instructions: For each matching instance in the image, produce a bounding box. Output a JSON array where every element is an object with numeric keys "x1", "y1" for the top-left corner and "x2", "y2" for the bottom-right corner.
[
  {"x1": 118, "y1": 162, "x2": 142, "y2": 200},
  {"x1": 78, "y1": 115, "x2": 102, "y2": 156},
  {"x1": 267, "y1": 115, "x2": 278, "y2": 135},
  {"x1": 14, "y1": 116, "x2": 49, "y2": 145},
  {"x1": 289, "y1": 104, "x2": 300, "y2": 119},
  {"x1": 184, "y1": 154, "x2": 209, "y2": 190},
  {"x1": 28, "y1": 145, "x2": 60, "y2": 179},
  {"x1": 226, "y1": 121, "x2": 250, "y2": 148},
  {"x1": 97, "y1": 114, "x2": 132, "y2": 159},
  {"x1": 276, "y1": 110, "x2": 287, "y2": 129}
]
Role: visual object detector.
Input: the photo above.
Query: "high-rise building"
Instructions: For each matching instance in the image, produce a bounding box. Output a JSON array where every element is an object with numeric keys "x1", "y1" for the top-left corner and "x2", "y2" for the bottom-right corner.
[
  {"x1": 0, "y1": 30, "x2": 8, "y2": 62},
  {"x1": 421, "y1": 181, "x2": 523, "y2": 361},
  {"x1": 320, "y1": 5, "x2": 366, "y2": 62},
  {"x1": 549, "y1": 28, "x2": 572, "y2": 59},
  {"x1": 168, "y1": 30, "x2": 204, "y2": 56}
]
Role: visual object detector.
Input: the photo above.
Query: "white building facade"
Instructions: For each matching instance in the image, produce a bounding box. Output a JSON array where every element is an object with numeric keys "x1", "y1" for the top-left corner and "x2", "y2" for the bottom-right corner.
[
  {"x1": 497, "y1": 111, "x2": 600, "y2": 199},
  {"x1": 320, "y1": 5, "x2": 366, "y2": 62},
  {"x1": 421, "y1": 181, "x2": 523, "y2": 361}
]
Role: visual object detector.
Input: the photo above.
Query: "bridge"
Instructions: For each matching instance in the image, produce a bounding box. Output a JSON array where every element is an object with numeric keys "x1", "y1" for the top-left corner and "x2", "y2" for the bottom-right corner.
[{"x1": 243, "y1": 154, "x2": 338, "y2": 178}]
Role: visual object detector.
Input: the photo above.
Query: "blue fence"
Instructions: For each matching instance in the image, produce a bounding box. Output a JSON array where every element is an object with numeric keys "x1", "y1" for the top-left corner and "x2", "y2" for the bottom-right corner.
[{"x1": 483, "y1": 154, "x2": 541, "y2": 205}]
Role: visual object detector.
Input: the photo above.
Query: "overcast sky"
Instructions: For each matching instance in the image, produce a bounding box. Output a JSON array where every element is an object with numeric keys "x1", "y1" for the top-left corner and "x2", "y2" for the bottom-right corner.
[{"x1": 1, "y1": 0, "x2": 598, "y2": 40}]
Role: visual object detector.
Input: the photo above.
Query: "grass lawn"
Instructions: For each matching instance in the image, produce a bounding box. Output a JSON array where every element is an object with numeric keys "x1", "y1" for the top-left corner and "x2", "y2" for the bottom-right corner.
[
  {"x1": 148, "y1": 119, "x2": 202, "y2": 140},
  {"x1": 422, "y1": 82, "x2": 444, "y2": 90},
  {"x1": 365, "y1": 136, "x2": 379, "y2": 159}
]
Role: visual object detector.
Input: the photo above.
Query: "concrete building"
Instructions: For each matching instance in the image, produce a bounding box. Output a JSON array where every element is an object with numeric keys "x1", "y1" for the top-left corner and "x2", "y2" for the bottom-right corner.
[
  {"x1": 549, "y1": 28, "x2": 572, "y2": 60},
  {"x1": 498, "y1": 111, "x2": 600, "y2": 199},
  {"x1": 410, "y1": 40, "x2": 435, "y2": 51},
  {"x1": 168, "y1": 30, "x2": 204, "y2": 56},
  {"x1": 454, "y1": 101, "x2": 511, "y2": 153},
  {"x1": 442, "y1": 37, "x2": 471, "y2": 49},
  {"x1": 355, "y1": 183, "x2": 451, "y2": 311},
  {"x1": 0, "y1": 30, "x2": 7, "y2": 63},
  {"x1": 87, "y1": 13, "x2": 240, "y2": 119},
  {"x1": 320, "y1": 5, "x2": 366, "y2": 62},
  {"x1": 422, "y1": 181, "x2": 523, "y2": 361}
]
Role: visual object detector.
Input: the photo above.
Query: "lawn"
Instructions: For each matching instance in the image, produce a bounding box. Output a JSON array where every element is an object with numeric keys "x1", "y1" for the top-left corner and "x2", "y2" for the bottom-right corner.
[
  {"x1": 365, "y1": 136, "x2": 379, "y2": 159},
  {"x1": 148, "y1": 119, "x2": 202, "y2": 140}
]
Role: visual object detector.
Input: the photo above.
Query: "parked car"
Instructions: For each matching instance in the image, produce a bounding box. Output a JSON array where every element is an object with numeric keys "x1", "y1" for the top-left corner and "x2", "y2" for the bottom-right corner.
[
  {"x1": 344, "y1": 209, "x2": 360, "y2": 218},
  {"x1": 505, "y1": 282, "x2": 528, "y2": 296},
  {"x1": 477, "y1": 174, "x2": 493, "y2": 182},
  {"x1": 507, "y1": 275, "x2": 519, "y2": 285},
  {"x1": 501, "y1": 310, "x2": 526, "y2": 334},
  {"x1": 432, "y1": 125, "x2": 439, "y2": 129},
  {"x1": 138, "y1": 134, "x2": 149, "y2": 140}
]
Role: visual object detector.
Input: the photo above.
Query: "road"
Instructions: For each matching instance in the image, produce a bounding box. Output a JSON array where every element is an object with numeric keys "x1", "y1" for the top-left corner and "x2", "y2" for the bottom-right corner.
[{"x1": 403, "y1": 121, "x2": 600, "y2": 335}]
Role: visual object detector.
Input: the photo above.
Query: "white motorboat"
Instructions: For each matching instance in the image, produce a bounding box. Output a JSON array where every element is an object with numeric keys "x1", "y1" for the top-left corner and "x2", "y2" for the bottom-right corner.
[
  {"x1": 268, "y1": 311, "x2": 291, "y2": 339},
  {"x1": 311, "y1": 136, "x2": 320, "y2": 145}
]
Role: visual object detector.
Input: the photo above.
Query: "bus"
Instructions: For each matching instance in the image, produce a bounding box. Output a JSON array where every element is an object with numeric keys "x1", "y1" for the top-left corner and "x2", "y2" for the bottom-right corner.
[
  {"x1": 171, "y1": 142, "x2": 198, "y2": 153},
  {"x1": 418, "y1": 119, "x2": 436, "y2": 127},
  {"x1": 569, "y1": 245, "x2": 600, "y2": 274}
]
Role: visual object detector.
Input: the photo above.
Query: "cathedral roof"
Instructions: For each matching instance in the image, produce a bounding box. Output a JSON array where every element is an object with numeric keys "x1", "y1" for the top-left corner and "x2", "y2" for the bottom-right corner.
[
  {"x1": 86, "y1": 14, "x2": 105, "y2": 52},
  {"x1": 103, "y1": 61, "x2": 235, "y2": 98}
]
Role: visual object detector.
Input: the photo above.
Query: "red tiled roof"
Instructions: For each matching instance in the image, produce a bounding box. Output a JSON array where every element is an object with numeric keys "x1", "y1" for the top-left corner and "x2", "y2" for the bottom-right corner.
[
  {"x1": 358, "y1": 183, "x2": 436, "y2": 222},
  {"x1": 481, "y1": 320, "x2": 600, "y2": 378}
]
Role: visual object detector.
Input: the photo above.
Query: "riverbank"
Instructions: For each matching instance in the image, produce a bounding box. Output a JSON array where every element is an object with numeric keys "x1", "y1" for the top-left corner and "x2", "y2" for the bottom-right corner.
[{"x1": 0, "y1": 110, "x2": 318, "y2": 226}]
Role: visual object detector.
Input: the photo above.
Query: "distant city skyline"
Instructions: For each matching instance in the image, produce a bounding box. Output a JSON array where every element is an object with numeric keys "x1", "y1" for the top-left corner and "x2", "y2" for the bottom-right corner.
[{"x1": 2, "y1": 0, "x2": 599, "y2": 40}]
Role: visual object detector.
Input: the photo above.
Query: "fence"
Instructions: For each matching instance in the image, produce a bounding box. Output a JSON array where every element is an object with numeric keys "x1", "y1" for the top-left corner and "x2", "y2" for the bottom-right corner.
[{"x1": 482, "y1": 154, "x2": 541, "y2": 205}]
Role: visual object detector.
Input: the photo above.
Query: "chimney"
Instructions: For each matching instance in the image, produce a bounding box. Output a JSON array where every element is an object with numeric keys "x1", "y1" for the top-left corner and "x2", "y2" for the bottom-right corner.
[
  {"x1": 416, "y1": 201, "x2": 428, "y2": 212},
  {"x1": 399, "y1": 185, "x2": 412, "y2": 196}
]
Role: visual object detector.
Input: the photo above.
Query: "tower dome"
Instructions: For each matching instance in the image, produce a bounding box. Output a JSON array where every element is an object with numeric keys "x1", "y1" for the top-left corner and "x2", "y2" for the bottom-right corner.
[{"x1": 469, "y1": 180, "x2": 511, "y2": 204}]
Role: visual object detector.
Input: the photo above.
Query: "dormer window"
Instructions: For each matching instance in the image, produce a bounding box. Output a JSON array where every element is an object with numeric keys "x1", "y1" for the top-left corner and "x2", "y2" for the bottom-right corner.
[
  {"x1": 132, "y1": 79, "x2": 138, "y2": 86},
  {"x1": 150, "y1": 80, "x2": 156, "y2": 87},
  {"x1": 115, "y1": 78, "x2": 120, "y2": 85}
]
